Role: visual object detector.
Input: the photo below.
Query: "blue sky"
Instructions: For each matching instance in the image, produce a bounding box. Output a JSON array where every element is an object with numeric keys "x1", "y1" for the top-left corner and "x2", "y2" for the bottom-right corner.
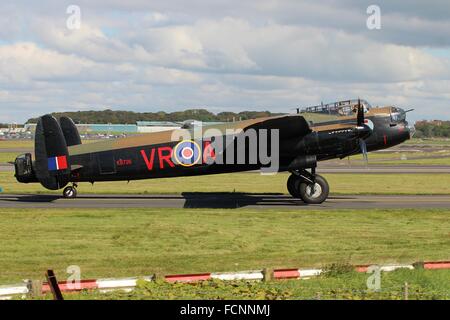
[{"x1": 0, "y1": 0, "x2": 449, "y2": 123}]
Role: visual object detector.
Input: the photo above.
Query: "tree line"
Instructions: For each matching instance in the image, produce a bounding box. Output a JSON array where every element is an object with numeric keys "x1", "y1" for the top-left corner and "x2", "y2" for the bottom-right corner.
[
  {"x1": 415, "y1": 121, "x2": 450, "y2": 138},
  {"x1": 22, "y1": 111, "x2": 450, "y2": 138},
  {"x1": 26, "y1": 109, "x2": 284, "y2": 124}
]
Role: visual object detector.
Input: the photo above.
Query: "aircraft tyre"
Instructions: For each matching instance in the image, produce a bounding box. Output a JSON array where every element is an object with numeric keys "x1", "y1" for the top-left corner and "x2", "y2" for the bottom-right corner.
[
  {"x1": 298, "y1": 174, "x2": 329, "y2": 204},
  {"x1": 63, "y1": 186, "x2": 77, "y2": 199},
  {"x1": 287, "y1": 174, "x2": 301, "y2": 198}
]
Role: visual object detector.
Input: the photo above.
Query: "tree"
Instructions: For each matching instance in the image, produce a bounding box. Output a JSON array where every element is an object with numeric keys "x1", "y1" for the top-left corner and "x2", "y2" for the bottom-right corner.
[{"x1": 26, "y1": 109, "x2": 284, "y2": 124}]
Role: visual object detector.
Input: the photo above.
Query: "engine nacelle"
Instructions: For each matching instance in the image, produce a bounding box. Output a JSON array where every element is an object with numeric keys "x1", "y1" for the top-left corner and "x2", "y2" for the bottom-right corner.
[{"x1": 287, "y1": 155, "x2": 317, "y2": 170}]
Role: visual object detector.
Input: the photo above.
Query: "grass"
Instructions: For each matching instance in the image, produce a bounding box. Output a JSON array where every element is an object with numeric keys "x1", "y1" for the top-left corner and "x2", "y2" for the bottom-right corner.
[
  {"x1": 0, "y1": 140, "x2": 33, "y2": 149},
  {"x1": 0, "y1": 139, "x2": 100, "y2": 150},
  {"x1": 351, "y1": 151, "x2": 450, "y2": 160},
  {"x1": 347, "y1": 152, "x2": 450, "y2": 166},
  {"x1": 2, "y1": 171, "x2": 450, "y2": 195},
  {"x1": 0, "y1": 153, "x2": 17, "y2": 164},
  {"x1": 0, "y1": 208, "x2": 448, "y2": 284},
  {"x1": 30, "y1": 269, "x2": 450, "y2": 300},
  {"x1": 371, "y1": 158, "x2": 450, "y2": 166},
  {"x1": 405, "y1": 138, "x2": 450, "y2": 146}
]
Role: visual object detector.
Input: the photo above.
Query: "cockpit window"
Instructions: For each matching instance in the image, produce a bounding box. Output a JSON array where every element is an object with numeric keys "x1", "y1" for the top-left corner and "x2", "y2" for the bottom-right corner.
[
  {"x1": 299, "y1": 99, "x2": 373, "y2": 125},
  {"x1": 391, "y1": 107, "x2": 406, "y2": 123},
  {"x1": 300, "y1": 99, "x2": 371, "y2": 117}
]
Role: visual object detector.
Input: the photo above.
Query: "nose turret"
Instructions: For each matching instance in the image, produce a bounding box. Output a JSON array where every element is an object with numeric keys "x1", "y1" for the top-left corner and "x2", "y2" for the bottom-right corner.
[
  {"x1": 365, "y1": 106, "x2": 413, "y2": 152},
  {"x1": 391, "y1": 121, "x2": 413, "y2": 145},
  {"x1": 389, "y1": 107, "x2": 414, "y2": 143}
]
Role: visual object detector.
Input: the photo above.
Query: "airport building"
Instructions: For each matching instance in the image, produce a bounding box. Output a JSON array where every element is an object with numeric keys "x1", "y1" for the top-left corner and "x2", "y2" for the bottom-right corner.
[
  {"x1": 1, "y1": 120, "x2": 225, "y2": 139},
  {"x1": 22, "y1": 121, "x2": 182, "y2": 134},
  {"x1": 136, "y1": 121, "x2": 181, "y2": 133}
]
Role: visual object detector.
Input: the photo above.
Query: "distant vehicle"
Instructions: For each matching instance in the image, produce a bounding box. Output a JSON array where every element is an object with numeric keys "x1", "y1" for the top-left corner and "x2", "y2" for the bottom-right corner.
[{"x1": 13, "y1": 100, "x2": 414, "y2": 204}]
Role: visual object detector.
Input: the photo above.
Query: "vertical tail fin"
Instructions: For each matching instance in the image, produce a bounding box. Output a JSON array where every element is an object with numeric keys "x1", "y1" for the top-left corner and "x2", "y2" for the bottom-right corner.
[
  {"x1": 34, "y1": 115, "x2": 71, "y2": 190},
  {"x1": 59, "y1": 116, "x2": 81, "y2": 146}
]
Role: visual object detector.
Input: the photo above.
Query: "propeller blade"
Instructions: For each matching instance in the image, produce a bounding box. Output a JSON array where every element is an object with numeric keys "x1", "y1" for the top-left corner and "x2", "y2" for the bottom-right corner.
[
  {"x1": 353, "y1": 99, "x2": 372, "y2": 140},
  {"x1": 357, "y1": 98, "x2": 364, "y2": 127},
  {"x1": 359, "y1": 138, "x2": 369, "y2": 166}
]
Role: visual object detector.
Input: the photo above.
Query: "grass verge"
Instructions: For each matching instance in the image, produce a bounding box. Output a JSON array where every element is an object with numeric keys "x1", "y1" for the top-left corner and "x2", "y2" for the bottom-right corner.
[
  {"x1": 0, "y1": 208, "x2": 448, "y2": 284},
  {"x1": 28, "y1": 268, "x2": 450, "y2": 300},
  {"x1": 0, "y1": 153, "x2": 18, "y2": 164}
]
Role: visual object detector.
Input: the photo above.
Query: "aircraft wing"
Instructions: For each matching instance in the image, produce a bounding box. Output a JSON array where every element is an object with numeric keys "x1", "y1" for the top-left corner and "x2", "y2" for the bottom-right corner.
[{"x1": 244, "y1": 115, "x2": 312, "y2": 139}]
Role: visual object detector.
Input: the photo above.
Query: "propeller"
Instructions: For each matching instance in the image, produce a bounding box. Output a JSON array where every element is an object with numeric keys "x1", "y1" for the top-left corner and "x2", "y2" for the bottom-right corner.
[
  {"x1": 357, "y1": 98, "x2": 364, "y2": 127},
  {"x1": 355, "y1": 99, "x2": 371, "y2": 166}
]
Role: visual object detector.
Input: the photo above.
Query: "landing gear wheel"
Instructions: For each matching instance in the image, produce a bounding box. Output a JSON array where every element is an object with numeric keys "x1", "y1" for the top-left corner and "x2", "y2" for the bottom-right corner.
[
  {"x1": 287, "y1": 174, "x2": 301, "y2": 198},
  {"x1": 298, "y1": 174, "x2": 329, "y2": 205},
  {"x1": 63, "y1": 186, "x2": 77, "y2": 199}
]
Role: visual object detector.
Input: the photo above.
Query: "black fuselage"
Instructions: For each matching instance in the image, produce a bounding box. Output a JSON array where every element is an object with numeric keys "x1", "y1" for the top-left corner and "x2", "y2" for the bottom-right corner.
[
  {"x1": 14, "y1": 108, "x2": 413, "y2": 189},
  {"x1": 68, "y1": 114, "x2": 412, "y2": 183}
]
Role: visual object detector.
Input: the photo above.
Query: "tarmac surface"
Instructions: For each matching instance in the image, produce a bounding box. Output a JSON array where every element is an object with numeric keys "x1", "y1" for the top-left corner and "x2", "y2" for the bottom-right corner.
[
  {"x1": 0, "y1": 165, "x2": 12, "y2": 172},
  {"x1": 1, "y1": 193, "x2": 450, "y2": 209}
]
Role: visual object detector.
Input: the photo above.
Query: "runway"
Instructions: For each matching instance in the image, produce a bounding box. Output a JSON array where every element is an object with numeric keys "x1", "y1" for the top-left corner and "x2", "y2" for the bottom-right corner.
[
  {"x1": 0, "y1": 165, "x2": 13, "y2": 172},
  {"x1": 1, "y1": 193, "x2": 450, "y2": 209}
]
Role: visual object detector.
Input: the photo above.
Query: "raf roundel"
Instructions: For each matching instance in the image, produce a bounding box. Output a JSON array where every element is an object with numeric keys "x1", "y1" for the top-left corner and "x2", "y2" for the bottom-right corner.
[{"x1": 173, "y1": 140, "x2": 201, "y2": 167}]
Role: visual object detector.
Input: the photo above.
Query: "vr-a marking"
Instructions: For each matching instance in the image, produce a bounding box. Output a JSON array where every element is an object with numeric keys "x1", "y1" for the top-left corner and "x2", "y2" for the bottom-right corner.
[
  {"x1": 140, "y1": 147, "x2": 175, "y2": 171},
  {"x1": 203, "y1": 140, "x2": 216, "y2": 164},
  {"x1": 140, "y1": 140, "x2": 216, "y2": 171}
]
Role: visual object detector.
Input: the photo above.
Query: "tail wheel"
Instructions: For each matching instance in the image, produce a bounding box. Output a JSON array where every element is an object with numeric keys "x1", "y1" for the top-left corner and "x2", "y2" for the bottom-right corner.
[
  {"x1": 287, "y1": 174, "x2": 301, "y2": 198},
  {"x1": 298, "y1": 175, "x2": 329, "y2": 204},
  {"x1": 63, "y1": 186, "x2": 77, "y2": 199}
]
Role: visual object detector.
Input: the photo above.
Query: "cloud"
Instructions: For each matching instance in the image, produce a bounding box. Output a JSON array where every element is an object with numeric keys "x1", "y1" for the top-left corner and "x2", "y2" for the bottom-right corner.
[
  {"x1": 0, "y1": 42, "x2": 97, "y2": 83},
  {"x1": 0, "y1": 0, "x2": 449, "y2": 123},
  {"x1": 31, "y1": 16, "x2": 450, "y2": 82}
]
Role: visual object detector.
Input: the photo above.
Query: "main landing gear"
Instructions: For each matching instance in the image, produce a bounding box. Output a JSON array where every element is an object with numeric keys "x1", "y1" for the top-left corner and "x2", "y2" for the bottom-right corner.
[
  {"x1": 63, "y1": 183, "x2": 78, "y2": 199},
  {"x1": 287, "y1": 168, "x2": 329, "y2": 204}
]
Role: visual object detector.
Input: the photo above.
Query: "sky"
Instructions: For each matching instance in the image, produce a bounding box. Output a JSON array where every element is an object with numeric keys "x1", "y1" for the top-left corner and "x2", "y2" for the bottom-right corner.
[{"x1": 0, "y1": 0, "x2": 449, "y2": 123}]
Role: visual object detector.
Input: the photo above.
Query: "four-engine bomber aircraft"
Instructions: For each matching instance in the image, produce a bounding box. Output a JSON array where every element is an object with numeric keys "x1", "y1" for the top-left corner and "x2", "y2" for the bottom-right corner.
[{"x1": 14, "y1": 99, "x2": 414, "y2": 204}]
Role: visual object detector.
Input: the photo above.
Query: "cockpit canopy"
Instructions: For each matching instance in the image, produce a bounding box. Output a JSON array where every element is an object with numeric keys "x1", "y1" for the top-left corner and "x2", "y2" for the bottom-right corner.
[
  {"x1": 300, "y1": 99, "x2": 372, "y2": 117},
  {"x1": 390, "y1": 107, "x2": 407, "y2": 123}
]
